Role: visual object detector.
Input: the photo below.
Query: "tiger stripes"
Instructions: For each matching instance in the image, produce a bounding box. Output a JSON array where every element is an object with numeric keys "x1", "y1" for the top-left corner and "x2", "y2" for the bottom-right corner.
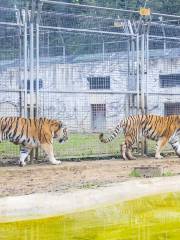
[
  {"x1": 0, "y1": 117, "x2": 68, "y2": 166},
  {"x1": 99, "y1": 114, "x2": 180, "y2": 160}
]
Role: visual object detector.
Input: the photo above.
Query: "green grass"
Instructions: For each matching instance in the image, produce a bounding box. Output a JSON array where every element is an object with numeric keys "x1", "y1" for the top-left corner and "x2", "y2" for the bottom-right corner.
[
  {"x1": 53, "y1": 133, "x2": 122, "y2": 158},
  {"x1": 0, "y1": 133, "x2": 175, "y2": 160},
  {"x1": 129, "y1": 169, "x2": 141, "y2": 177},
  {"x1": 162, "y1": 171, "x2": 174, "y2": 177},
  {"x1": 0, "y1": 142, "x2": 19, "y2": 158}
]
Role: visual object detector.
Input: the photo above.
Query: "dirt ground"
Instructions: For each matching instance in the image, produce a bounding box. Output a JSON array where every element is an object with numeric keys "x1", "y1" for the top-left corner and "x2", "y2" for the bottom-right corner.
[{"x1": 0, "y1": 157, "x2": 180, "y2": 197}]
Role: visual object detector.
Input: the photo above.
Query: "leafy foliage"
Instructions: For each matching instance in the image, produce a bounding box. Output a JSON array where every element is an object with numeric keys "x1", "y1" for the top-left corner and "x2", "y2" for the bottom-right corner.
[{"x1": 0, "y1": 0, "x2": 179, "y2": 15}]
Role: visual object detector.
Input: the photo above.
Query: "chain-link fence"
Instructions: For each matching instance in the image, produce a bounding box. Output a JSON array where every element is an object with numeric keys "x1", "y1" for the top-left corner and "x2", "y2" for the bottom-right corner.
[
  {"x1": 0, "y1": 0, "x2": 180, "y2": 161},
  {"x1": 0, "y1": 5, "x2": 25, "y2": 159},
  {"x1": 37, "y1": 1, "x2": 140, "y2": 159}
]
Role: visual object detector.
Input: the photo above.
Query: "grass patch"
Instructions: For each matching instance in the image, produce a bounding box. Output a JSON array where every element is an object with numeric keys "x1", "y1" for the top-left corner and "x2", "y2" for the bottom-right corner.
[
  {"x1": 0, "y1": 133, "x2": 175, "y2": 160},
  {"x1": 0, "y1": 142, "x2": 19, "y2": 158},
  {"x1": 81, "y1": 183, "x2": 100, "y2": 189},
  {"x1": 53, "y1": 133, "x2": 123, "y2": 158},
  {"x1": 129, "y1": 169, "x2": 141, "y2": 177},
  {"x1": 162, "y1": 171, "x2": 174, "y2": 177}
]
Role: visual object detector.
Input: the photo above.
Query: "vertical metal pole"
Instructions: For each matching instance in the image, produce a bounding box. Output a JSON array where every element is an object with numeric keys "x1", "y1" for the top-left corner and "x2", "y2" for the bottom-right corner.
[
  {"x1": 35, "y1": 3, "x2": 40, "y2": 161},
  {"x1": 63, "y1": 45, "x2": 66, "y2": 87},
  {"x1": 24, "y1": 10, "x2": 28, "y2": 118},
  {"x1": 144, "y1": 32, "x2": 149, "y2": 155},
  {"x1": 102, "y1": 41, "x2": 105, "y2": 62},
  {"x1": 36, "y1": 12, "x2": 40, "y2": 118},
  {"x1": 141, "y1": 34, "x2": 145, "y2": 115},
  {"x1": 146, "y1": 33, "x2": 149, "y2": 113},
  {"x1": 19, "y1": 30, "x2": 22, "y2": 116},
  {"x1": 132, "y1": 37, "x2": 135, "y2": 115},
  {"x1": 136, "y1": 34, "x2": 140, "y2": 114},
  {"x1": 30, "y1": 0, "x2": 35, "y2": 163},
  {"x1": 127, "y1": 38, "x2": 130, "y2": 116},
  {"x1": 63, "y1": 46, "x2": 66, "y2": 64},
  {"x1": 141, "y1": 33, "x2": 145, "y2": 156},
  {"x1": 47, "y1": 31, "x2": 49, "y2": 58},
  {"x1": 30, "y1": 21, "x2": 34, "y2": 118}
]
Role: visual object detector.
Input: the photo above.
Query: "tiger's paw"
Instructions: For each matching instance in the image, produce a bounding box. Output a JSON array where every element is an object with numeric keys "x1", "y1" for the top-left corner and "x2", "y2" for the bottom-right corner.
[
  {"x1": 155, "y1": 154, "x2": 163, "y2": 159},
  {"x1": 18, "y1": 161, "x2": 26, "y2": 167},
  {"x1": 51, "y1": 159, "x2": 62, "y2": 165}
]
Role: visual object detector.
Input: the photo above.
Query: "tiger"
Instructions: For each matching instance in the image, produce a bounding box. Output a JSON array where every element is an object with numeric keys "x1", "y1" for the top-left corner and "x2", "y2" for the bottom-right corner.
[
  {"x1": 99, "y1": 114, "x2": 180, "y2": 160},
  {"x1": 0, "y1": 117, "x2": 68, "y2": 166}
]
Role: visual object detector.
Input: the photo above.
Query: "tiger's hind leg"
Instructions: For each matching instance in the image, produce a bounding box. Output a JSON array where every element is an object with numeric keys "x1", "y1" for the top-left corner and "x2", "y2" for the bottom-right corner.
[
  {"x1": 121, "y1": 144, "x2": 127, "y2": 160},
  {"x1": 155, "y1": 137, "x2": 168, "y2": 159},
  {"x1": 40, "y1": 143, "x2": 61, "y2": 165},
  {"x1": 121, "y1": 133, "x2": 136, "y2": 160},
  {"x1": 126, "y1": 148, "x2": 136, "y2": 160},
  {"x1": 19, "y1": 147, "x2": 32, "y2": 167}
]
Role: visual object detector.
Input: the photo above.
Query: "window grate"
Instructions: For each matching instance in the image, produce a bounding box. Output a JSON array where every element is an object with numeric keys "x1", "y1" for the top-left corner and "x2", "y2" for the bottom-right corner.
[
  {"x1": 160, "y1": 74, "x2": 180, "y2": 88},
  {"x1": 91, "y1": 104, "x2": 106, "y2": 131},
  {"x1": 164, "y1": 102, "x2": 180, "y2": 115},
  {"x1": 88, "y1": 76, "x2": 110, "y2": 89}
]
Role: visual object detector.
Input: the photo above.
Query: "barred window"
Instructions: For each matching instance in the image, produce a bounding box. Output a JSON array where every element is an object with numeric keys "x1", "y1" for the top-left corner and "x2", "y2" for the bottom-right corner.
[
  {"x1": 164, "y1": 102, "x2": 180, "y2": 115},
  {"x1": 87, "y1": 76, "x2": 110, "y2": 89},
  {"x1": 27, "y1": 105, "x2": 37, "y2": 118},
  {"x1": 27, "y1": 79, "x2": 43, "y2": 92},
  {"x1": 91, "y1": 104, "x2": 106, "y2": 131},
  {"x1": 159, "y1": 74, "x2": 180, "y2": 88}
]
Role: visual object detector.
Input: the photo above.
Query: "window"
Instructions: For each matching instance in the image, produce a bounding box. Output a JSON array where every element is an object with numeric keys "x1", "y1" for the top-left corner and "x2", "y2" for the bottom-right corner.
[
  {"x1": 27, "y1": 79, "x2": 43, "y2": 93},
  {"x1": 91, "y1": 104, "x2": 106, "y2": 131},
  {"x1": 27, "y1": 105, "x2": 37, "y2": 118},
  {"x1": 159, "y1": 74, "x2": 180, "y2": 88},
  {"x1": 88, "y1": 76, "x2": 110, "y2": 89},
  {"x1": 164, "y1": 102, "x2": 180, "y2": 115}
]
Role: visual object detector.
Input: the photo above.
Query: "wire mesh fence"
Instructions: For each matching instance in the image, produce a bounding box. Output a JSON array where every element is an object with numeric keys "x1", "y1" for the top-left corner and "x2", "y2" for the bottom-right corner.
[
  {"x1": 37, "y1": 1, "x2": 137, "y2": 159},
  {"x1": 0, "y1": 6, "x2": 24, "y2": 159},
  {"x1": 0, "y1": 0, "x2": 180, "y2": 161}
]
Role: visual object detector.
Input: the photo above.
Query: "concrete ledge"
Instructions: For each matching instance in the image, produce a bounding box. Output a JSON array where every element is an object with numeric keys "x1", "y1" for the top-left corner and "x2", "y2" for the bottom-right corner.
[{"x1": 0, "y1": 175, "x2": 180, "y2": 222}]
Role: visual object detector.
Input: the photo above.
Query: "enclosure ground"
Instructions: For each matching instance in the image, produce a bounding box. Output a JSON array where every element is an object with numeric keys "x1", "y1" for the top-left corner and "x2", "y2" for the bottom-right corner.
[{"x1": 0, "y1": 157, "x2": 180, "y2": 198}]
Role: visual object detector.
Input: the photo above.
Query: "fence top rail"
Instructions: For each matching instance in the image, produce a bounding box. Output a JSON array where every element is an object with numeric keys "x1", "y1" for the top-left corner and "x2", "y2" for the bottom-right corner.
[
  {"x1": 0, "y1": 22, "x2": 23, "y2": 27},
  {"x1": 149, "y1": 35, "x2": 180, "y2": 41},
  {"x1": 0, "y1": 6, "x2": 18, "y2": 11},
  {"x1": 40, "y1": 25, "x2": 136, "y2": 37}
]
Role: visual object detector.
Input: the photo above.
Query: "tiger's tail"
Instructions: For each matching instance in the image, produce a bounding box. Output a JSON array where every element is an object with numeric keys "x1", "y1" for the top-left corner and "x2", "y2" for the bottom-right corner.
[{"x1": 99, "y1": 122, "x2": 122, "y2": 143}]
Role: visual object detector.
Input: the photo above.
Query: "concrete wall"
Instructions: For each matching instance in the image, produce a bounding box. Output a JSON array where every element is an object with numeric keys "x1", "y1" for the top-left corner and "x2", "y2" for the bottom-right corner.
[{"x1": 0, "y1": 53, "x2": 180, "y2": 132}]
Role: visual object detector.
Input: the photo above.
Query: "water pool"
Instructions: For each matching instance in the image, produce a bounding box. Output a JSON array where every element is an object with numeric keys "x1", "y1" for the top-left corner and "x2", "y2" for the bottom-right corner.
[{"x1": 1, "y1": 192, "x2": 180, "y2": 240}]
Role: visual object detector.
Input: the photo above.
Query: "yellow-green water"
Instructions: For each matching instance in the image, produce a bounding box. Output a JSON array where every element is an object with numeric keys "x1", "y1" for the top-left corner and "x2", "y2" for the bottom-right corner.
[{"x1": 1, "y1": 192, "x2": 180, "y2": 240}]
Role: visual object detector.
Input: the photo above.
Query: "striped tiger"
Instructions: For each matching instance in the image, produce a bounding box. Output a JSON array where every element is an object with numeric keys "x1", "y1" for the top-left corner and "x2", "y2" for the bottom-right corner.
[
  {"x1": 99, "y1": 114, "x2": 180, "y2": 160},
  {"x1": 0, "y1": 117, "x2": 68, "y2": 166}
]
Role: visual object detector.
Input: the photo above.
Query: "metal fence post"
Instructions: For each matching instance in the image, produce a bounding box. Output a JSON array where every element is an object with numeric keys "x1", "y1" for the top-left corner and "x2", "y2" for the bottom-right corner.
[
  {"x1": 141, "y1": 33, "x2": 145, "y2": 115},
  {"x1": 136, "y1": 34, "x2": 140, "y2": 114},
  {"x1": 30, "y1": 22, "x2": 34, "y2": 118},
  {"x1": 141, "y1": 33, "x2": 146, "y2": 156},
  {"x1": 35, "y1": 2, "x2": 41, "y2": 161},
  {"x1": 29, "y1": 0, "x2": 36, "y2": 163},
  {"x1": 23, "y1": 8, "x2": 28, "y2": 118}
]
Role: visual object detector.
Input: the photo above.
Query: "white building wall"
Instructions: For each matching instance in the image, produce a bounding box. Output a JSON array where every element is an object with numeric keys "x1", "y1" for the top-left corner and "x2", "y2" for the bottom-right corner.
[{"x1": 0, "y1": 54, "x2": 180, "y2": 131}]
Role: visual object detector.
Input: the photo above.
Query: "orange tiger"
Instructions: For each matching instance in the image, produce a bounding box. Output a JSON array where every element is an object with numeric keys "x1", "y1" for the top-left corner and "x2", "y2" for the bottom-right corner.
[
  {"x1": 0, "y1": 117, "x2": 68, "y2": 166},
  {"x1": 99, "y1": 114, "x2": 180, "y2": 160}
]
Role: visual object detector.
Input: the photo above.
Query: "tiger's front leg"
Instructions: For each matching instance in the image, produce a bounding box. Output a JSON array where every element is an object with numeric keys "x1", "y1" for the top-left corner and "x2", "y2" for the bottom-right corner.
[
  {"x1": 122, "y1": 133, "x2": 136, "y2": 160},
  {"x1": 19, "y1": 147, "x2": 32, "y2": 167},
  {"x1": 40, "y1": 143, "x2": 61, "y2": 165},
  {"x1": 155, "y1": 137, "x2": 169, "y2": 159}
]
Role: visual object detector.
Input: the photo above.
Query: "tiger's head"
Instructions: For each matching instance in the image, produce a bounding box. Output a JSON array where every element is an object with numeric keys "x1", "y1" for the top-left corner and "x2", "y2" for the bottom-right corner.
[{"x1": 50, "y1": 119, "x2": 68, "y2": 144}]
